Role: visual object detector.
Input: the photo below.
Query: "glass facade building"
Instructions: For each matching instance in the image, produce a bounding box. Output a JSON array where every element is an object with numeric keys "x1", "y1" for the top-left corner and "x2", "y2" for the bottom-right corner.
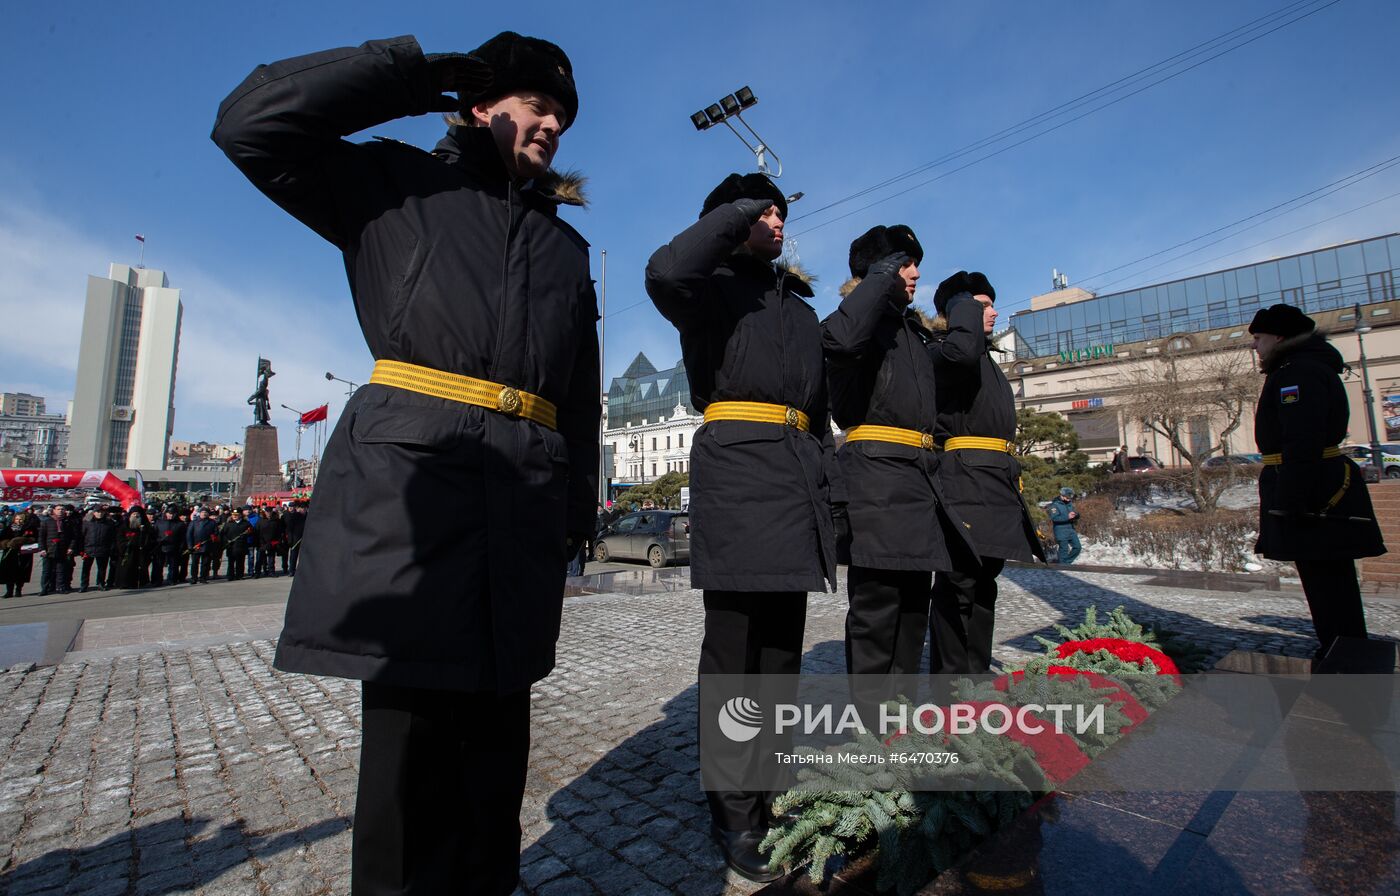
[
  {"x1": 1009, "y1": 234, "x2": 1400, "y2": 360},
  {"x1": 606, "y1": 353, "x2": 695, "y2": 428}
]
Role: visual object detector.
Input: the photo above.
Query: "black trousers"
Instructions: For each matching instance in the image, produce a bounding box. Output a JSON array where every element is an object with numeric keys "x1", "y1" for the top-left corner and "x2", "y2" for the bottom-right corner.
[
  {"x1": 227, "y1": 553, "x2": 246, "y2": 580},
  {"x1": 79, "y1": 556, "x2": 110, "y2": 590},
  {"x1": 1295, "y1": 556, "x2": 1368, "y2": 658},
  {"x1": 353, "y1": 682, "x2": 530, "y2": 896},
  {"x1": 41, "y1": 554, "x2": 72, "y2": 593},
  {"x1": 287, "y1": 544, "x2": 300, "y2": 575},
  {"x1": 699, "y1": 590, "x2": 806, "y2": 832},
  {"x1": 193, "y1": 552, "x2": 212, "y2": 582},
  {"x1": 846, "y1": 566, "x2": 932, "y2": 675},
  {"x1": 930, "y1": 544, "x2": 1005, "y2": 675},
  {"x1": 164, "y1": 552, "x2": 180, "y2": 586}
]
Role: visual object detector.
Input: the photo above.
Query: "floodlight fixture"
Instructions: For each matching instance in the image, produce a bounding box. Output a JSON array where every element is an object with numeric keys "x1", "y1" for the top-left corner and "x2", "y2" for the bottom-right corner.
[{"x1": 688, "y1": 85, "x2": 783, "y2": 177}]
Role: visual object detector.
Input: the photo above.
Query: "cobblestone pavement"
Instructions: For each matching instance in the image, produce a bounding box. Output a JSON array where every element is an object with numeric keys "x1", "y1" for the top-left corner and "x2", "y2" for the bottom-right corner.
[{"x1": 0, "y1": 568, "x2": 1396, "y2": 895}]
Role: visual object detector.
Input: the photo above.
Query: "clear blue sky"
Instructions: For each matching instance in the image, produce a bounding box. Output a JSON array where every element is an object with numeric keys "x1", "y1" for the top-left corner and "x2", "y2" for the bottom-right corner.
[{"x1": 2, "y1": 0, "x2": 1397, "y2": 456}]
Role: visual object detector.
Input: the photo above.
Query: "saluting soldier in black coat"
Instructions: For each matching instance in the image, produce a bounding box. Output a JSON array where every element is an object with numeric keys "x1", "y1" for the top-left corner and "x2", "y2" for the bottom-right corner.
[
  {"x1": 1249, "y1": 304, "x2": 1385, "y2": 665},
  {"x1": 822, "y1": 225, "x2": 963, "y2": 681},
  {"x1": 928, "y1": 272, "x2": 1044, "y2": 674},
  {"x1": 646, "y1": 173, "x2": 840, "y2": 883},
  {"x1": 215, "y1": 31, "x2": 597, "y2": 895}
]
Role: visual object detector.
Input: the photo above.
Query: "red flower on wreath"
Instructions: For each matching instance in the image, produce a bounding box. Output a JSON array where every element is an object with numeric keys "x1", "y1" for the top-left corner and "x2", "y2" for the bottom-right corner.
[
  {"x1": 901, "y1": 702, "x2": 1089, "y2": 784},
  {"x1": 1054, "y1": 638, "x2": 1181, "y2": 684},
  {"x1": 994, "y1": 667, "x2": 1150, "y2": 733}
]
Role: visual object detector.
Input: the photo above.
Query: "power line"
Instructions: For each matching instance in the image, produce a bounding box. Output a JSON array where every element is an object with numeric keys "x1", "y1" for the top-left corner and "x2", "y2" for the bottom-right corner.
[
  {"x1": 789, "y1": 0, "x2": 1344, "y2": 236},
  {"x1": 791, "y1": 0, "x2": 1321, "y2": 223},
  {"x1": 1081, "y1": 153, "x2": 1400, "y2": 291},
  {"x1": 997, "y1": 189, "x2": 1400, "y2": 319}
]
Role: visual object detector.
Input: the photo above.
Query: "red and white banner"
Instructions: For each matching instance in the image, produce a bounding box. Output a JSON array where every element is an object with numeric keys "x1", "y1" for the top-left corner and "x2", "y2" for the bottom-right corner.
[{"x1": 0, "y1": 470, "x2": 144, "y2": 509}]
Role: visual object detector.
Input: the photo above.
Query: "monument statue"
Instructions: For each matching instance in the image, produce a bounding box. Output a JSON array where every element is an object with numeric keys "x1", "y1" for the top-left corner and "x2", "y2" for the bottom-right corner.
[{"x1": 248, "y1": 357, "x2": 275, "y2": 426}]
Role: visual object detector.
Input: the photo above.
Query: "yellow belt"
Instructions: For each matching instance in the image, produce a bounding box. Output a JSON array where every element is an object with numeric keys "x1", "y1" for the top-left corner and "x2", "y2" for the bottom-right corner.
[
  {"x1": 1261, "y1": 446, "x2": 1342, "y2": 466},
  {"x1": 369, "y1": 359, "x2": 557, "y2": 430},
  {"x1": 702, "y1": 401, "x2": 810, "y2": 433},
  {"x1": 942, "y1": 436, "x2": 1013, "y2": 453},
  {"x1": 845, "y1": 424, "x2": 936, "y2": 451}
]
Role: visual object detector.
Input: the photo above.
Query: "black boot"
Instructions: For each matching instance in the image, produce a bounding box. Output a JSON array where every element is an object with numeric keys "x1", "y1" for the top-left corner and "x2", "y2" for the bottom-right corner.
[{"x1": 710, "y1": 825, "x2": 782, "y2": 883}]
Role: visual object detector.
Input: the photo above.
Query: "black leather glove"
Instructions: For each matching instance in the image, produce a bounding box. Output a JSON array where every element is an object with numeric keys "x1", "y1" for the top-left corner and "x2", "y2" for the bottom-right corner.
[
  {"x1": 866, "y1": 252, "x2": 910, "y2": 280},
  {"x1": 424, "y1": 52, "x2": 494, "y2": 113},
  {"x1": 732, "y1": 197, "x2": 775, "y2": 222},
  {"x1": 944, "y1": 290, "x2": 976, "y2": 315},
  {"x1": 832, "y1": 503, "x2": 852, "y2": 565}
]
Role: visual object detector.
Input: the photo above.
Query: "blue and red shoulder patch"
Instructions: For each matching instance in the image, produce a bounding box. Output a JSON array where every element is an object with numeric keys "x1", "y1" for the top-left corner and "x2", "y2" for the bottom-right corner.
[{"x1": 1280, "y1": 385, "x2": 1300, "y2": 404}]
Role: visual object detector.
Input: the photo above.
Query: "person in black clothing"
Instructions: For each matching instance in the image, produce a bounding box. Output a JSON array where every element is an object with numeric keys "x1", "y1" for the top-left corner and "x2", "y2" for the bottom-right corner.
[
  {"x1": 221, "y1": 509, "x2": 251, "y2": 581},
  {"x1": 79, "y1": 507, "x2": 117, "y2": 592},
  {"x1": 1249, "y1": 304, "x2": 1386, "y2": 665},
  {"x1": 208, "y1": 506, "x2": 226, "y2": 578},
  {"x1": 187, "y1": 508, "x2": 219, "y2": 584},
  {"x1": 928, "y1": 272, "x2": 1044, "y2": 675},
  {"x1": 157, "y1": 509, "x2": 187, "y2": 587},
  {"x1": 646, "y1": 172, "x2": 841, "y2": 883},
  {"x1": 255, "y1": 507, "x2": 282, "y2": 577},
  {"x1": 113, "y1": 508, "x2": 150, "y2": 589},
  {"x1": 1, "y1": 511, "x2": 39, "y2": 598},
  {"x1": 283, "y1": 504, "x2": 306, "y2": 576},
  {"x1": 822, "y1": 225, "x2": 965, "y2": 691},
  {"x1": 215, "y1": 31, "x2": 598, "y2": 896},
  {"x1": 39, "y1": 506, "x2": 75, "y2": 595},
  {"x1": 176, "y1": 509, "x2": 191, "y2": 583}
]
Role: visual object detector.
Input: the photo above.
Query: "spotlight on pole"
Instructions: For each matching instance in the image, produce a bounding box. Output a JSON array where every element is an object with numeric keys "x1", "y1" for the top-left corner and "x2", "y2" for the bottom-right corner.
[{"x1": 690, "y1": 85, "x2": 783, "y2": 177}]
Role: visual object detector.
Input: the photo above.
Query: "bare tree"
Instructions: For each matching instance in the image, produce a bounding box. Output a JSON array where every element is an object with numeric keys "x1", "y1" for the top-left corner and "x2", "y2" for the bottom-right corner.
[{"x1": 1114, "y1": 342, "x2": 1259, "y2": 513}]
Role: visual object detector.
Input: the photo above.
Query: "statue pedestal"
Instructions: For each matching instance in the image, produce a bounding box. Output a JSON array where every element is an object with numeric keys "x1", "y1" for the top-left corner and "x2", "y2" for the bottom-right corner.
[{"x1": 237, "y1": 425, "x2": 284, "y2": 503}]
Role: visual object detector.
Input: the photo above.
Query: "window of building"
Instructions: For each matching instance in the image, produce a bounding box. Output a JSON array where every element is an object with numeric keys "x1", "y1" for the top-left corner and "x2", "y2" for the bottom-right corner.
[
  {"x1": 1369, "y1": 271, "x2": 1394, "y2": 302},
  {"x1": 1316, "y1": 280, "x2": 1342, "y2": 309},
  {"x1": 666, "y1": 436, "x2": 671, "y2": 449},
  {"x1": 651, "y1": 437, "x2": 657, "y2": 451},
  {"x1": 651, "y1": 463, "x2": 657, "y2": 476},
  {"x1": 1282, "y1": 287, "x2": 1303, "y2": 306},
  {"x1": 678, "y1": 433, "x2": 684, "y2": 448}
]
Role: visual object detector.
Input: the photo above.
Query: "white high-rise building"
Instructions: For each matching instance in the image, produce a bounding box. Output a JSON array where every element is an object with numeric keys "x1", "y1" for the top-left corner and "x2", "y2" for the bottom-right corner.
[{"x1": 68, "y1": 264, "x2": 183, "y2": 470}]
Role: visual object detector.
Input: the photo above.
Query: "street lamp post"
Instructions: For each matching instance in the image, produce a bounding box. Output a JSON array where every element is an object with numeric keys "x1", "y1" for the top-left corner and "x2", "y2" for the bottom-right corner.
[
  {"x1": 1353, "y1": 303, "x2": 1384, "y2": 474},
  {"x1": 281, "y1": 404, "x2": 305, "y2": 490}
]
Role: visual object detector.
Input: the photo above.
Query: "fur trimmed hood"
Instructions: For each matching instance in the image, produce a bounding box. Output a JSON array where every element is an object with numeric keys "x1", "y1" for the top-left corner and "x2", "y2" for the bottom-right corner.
[
  {"x1": 1260, "y1": 330, "x2": 1339, "y2": 374},
  {"x1": 530, "y1": 168, "x2": 588, "y2": 207}
]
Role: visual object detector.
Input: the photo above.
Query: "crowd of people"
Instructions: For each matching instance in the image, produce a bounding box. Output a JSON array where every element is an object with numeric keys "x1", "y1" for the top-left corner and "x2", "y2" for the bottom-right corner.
[{"x1": 0, "y1": 501, "x2": 308, "y2": 597}]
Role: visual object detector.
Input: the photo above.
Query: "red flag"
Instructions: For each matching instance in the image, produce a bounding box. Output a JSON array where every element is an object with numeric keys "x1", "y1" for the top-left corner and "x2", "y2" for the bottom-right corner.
[
  {"x1": 227, "y1": 453, "x2": 240, "y2": 464},
  {"x1": 134, "y1": 234, "x2": 145, "y2": 242},
  {"x1": 299, "y1": 404, "x2": 329, "y2": 425}
]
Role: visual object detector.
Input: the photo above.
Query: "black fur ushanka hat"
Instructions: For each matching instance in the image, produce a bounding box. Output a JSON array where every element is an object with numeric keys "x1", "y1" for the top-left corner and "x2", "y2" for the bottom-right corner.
[
  {"x1": 700, "y1": 172, "x2": 788, "y2": 221},
  {"x1": 933, "y1": 270, "x2": 996, "y2": 314},
  {"x1": 463, "y1": 32, "x2": 579, "y2": 129},
  {"x1": 848, "y1": 225, "x2": 923, "y2": 279},
  {"x1": 1248, "y1": 303, "x2": 1314, "y2": 338}
]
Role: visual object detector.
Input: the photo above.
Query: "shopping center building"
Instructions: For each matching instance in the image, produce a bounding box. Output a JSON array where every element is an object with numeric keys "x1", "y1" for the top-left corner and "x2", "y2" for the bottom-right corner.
[{"x1": 1004, "y1": 233, "x2": 1400, "y2": 464}]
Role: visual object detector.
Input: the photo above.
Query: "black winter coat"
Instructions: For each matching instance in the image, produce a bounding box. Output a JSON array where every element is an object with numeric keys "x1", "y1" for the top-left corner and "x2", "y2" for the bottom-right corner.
[
  {"x1": 255, "y1": 517, "x2": 283, "y2": 551},
  {"x1": 157, "y1": 520, "x2": 187, "y2": 554},
  {"x1": 220, "y1": 520, "x2": 252, "y2": 559},
  {"x1": 283, "y1": 512, "x2": 306, "y2": 547},
  {"x1": 822, "y1": 275, "x2": 962, "y2": 570},
  {"x1": 214, "y1": 36, "x2": 600, "y2": 693},
  {"x1": 646, "y1": 205, "x2": 840, "y2": 592},
  {"x1": 82, "y1": 516, "x2": 117, "y2": 558},
  {"x1": 1254, "y1": 333, "x2": 1386, "y2": 561},
  {"x1": 186, "y1": 519, "x2": 218, "y2": 553},
  {"x1": 929, "y1": 296, "x2": 1043, "y2": 563},
  {"x1": 38, "y1": 516, "x2": 73, "y2": 559}
]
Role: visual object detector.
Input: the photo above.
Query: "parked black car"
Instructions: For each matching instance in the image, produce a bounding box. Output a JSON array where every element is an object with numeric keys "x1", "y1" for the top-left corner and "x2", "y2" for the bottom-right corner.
[
  {"x1": 594, "y1": 510, "x2": 690, "y2": 568},
  {"x1": 1202, "y1": 453, "x2": 1263, "y2": 469}
]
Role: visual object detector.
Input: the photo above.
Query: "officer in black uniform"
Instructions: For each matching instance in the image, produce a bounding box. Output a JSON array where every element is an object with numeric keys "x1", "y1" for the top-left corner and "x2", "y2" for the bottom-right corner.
[
  {"x1": 1249, "y1": 303, "x2": 1385, "y2": 665},
  {"x1": 646, "y1": 172, "x2": 840, "y2": 883},
  {"x1": 216, "y1": 31, "x2": 597, "y2": 895},
  {"x1": 928, "y1": 272, "x2": 1044, "y2": 674},
  {"x1": 822, "y1": 225, "x2": 963, "y2": 687}
]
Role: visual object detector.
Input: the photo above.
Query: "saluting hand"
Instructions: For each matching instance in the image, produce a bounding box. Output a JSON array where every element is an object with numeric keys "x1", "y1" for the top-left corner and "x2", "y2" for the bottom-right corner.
[
  {"x1": 732, "y1": 197, "x2": 775, "y2": 222},
  {"x1": 424, "y1": 53, "x2": 494, "y2": 113},
  {"x1": 866, "y1": 253, "x2": 910, "y2": 280}
]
